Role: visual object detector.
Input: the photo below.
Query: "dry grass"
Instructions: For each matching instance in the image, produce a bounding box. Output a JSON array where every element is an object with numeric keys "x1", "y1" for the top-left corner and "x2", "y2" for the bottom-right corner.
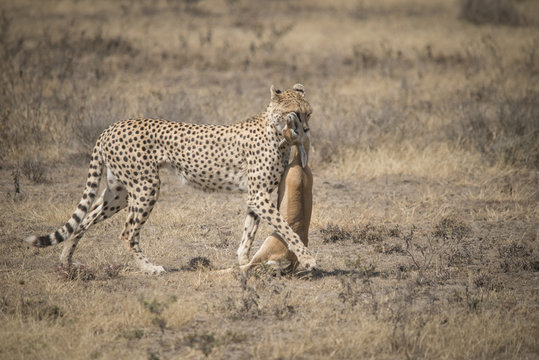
[{"x1": 0, "y1": 0, "x2": 538, "y2": 359}]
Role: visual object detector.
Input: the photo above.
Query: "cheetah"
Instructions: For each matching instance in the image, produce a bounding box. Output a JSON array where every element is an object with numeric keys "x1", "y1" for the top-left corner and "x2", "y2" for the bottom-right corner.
[{"x1": 25, "y1": 84, "x2": 316, "y2": 274}]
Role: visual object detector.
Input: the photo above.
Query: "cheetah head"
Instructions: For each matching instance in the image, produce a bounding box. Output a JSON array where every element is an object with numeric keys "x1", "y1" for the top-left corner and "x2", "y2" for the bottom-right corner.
[
  {"x1": 269, "y1": 84, "x2": 312, "y2": 168},
  {"x1": 269, "y1": 84, "x2": 312, "y2": 133}
]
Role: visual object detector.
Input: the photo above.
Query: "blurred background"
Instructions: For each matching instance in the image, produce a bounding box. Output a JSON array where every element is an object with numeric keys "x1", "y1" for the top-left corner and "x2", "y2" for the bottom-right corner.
[{"x1": 0, "y1": 0, "x2": 537, "y2": 175}]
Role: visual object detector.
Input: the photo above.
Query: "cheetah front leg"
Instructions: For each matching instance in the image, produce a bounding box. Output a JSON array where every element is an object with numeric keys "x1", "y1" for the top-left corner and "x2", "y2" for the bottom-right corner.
[
  {"x1": 237, "y1": 208, "x2": 260, "y2": 265},
  {"x1": 247, "y1": 192, "x2": 316, "y2": 270}
]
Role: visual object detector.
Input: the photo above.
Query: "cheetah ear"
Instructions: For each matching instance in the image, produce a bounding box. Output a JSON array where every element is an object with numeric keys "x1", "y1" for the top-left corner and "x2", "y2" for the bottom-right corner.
[
  {"x1": 270, "y1": 85, "x2": 282, "y2": 101},
  {"x1": 293, "y1": 84, "x2": 305, "y2": 96}
]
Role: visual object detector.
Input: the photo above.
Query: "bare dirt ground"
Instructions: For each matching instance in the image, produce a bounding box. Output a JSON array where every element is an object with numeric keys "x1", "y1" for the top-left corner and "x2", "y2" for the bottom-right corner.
[{"x1": 1, "y1": 0, "x2": 538, "y2": 359}]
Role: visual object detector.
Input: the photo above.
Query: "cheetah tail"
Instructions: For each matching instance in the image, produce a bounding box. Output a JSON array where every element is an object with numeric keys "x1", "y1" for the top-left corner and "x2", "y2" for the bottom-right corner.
[{"x1": 24, "y1": 141, "x2": 104, "y2": 248}]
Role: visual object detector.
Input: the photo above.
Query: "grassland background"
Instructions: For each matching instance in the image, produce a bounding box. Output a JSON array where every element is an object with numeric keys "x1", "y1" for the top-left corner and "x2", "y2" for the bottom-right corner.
[{"x1": 0, "y1": 0, "x2": 538, "y2": 359}]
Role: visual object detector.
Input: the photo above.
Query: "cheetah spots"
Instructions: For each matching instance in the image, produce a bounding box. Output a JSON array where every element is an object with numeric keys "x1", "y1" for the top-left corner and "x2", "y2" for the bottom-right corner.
[{"x1": 54, "y1": 231, "x2": 63, "y2": 243}]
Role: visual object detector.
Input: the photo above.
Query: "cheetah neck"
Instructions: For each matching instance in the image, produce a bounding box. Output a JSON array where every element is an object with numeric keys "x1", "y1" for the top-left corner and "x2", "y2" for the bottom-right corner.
[{"x1": 262, "y1": 107, "x2": 285, "y2": 141}]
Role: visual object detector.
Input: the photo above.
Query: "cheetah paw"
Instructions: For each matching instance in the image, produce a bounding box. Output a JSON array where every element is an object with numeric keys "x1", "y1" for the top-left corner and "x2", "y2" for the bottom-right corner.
[
  {"x1": 300, "y1": 255, "x2": 317, "y2": 271},
  {"x1": 237, "y1": 252, "x2": 250, "y2": 266},
  {"x1": 145, "y1": 265, "x2": 166, "y2": 275}
]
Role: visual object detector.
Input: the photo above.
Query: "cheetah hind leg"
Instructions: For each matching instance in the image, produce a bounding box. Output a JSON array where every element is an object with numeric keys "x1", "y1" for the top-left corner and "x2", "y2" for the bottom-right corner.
[
  {"x1": 120, "y1": 181, "x2": 165, "y2": 275},
  {"x1": 60, "y1": 180, "x2": 128, "y2": 268}
]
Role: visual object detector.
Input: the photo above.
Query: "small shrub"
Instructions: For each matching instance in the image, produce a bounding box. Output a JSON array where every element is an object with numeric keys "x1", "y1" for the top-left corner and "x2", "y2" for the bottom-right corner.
[
  {"x1": 139, "y1": 296, "x2": 178, "y2": 333},
  {"x1": 389, "y1": 225, "x2": 402, "y2": 238},
  {"x1": 320, "y1": 223, "x2": 388, "y2": 244},
  {"x1": 56, "y1": 263, "x2": 95, "y2": 281},
  {"x1": 152, "y1": 316, "x2": 166, "y2": 332},
  {"x1": 445, "y1": 245, "x2": 473, "y2": 267},
  {"x1": 36, "y1": 304, "x2": 63, "y2": 321},
  {"x1": 226, "y1": 273, "x2": 270, "y2": 320},
  {"x1": 460, "y1": 0, "x2": 524, "y2": 26},
  {"x1": 232, "y1": 273, "x2": 261, "y2": 319},
  {"x1": 320, "y1": 223, "x2": 354, "y2": 243},
  {"x1": 17, "y1": 299, "x2": 64, "y2": 322},
  {"x1": 374, "y1": 242, "x2": 403, "y2": 254},
  {"x1": 498, "y1": 239, "x2": 538, "y2": 272},
  {"x1": 187, "y1": 256, "x2": 212, "y2": 270},
  {"x1": 356, "y1": 223, "x2": 386, "y2": 244},
  {"x1": 21, "y1": 158, "x2": 50, "y2": 184},
  {"x1": 345, "y1": 254, "x2": 377, "y2": 276},
  {"x1": 271, "y1": 291, "x2": 295, "y2": 320},
  {"x1": 10, "y1": 169, "x2": 21, "y2": 201},
  {"x1": 473, "y1": 271, "x2": 504, "y2": 291},
  {"x1": 185, "y1": 333, "x2": 218, "y2": 356},
  {"x1": 103, "y1": 263, "x2": 123, "y2": 278},
  {"x1": 140, "y1": 298, "x2": 164, "y2": 314},
  {"x1": 337, "y1": 276, "x2": 360, "y2": 307},
  {"x1": 122, "y1": 329, "x2": 145, "y2": 340},
  {"x1": 465, "y1": 286, "x2": 484, "y2": 312},
  {"x1": 337, "y1": 276, "x2": 378, "y2": 314},
  {"x1": 432, "y1": 216, "x2": 472, "y2": 242}
]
